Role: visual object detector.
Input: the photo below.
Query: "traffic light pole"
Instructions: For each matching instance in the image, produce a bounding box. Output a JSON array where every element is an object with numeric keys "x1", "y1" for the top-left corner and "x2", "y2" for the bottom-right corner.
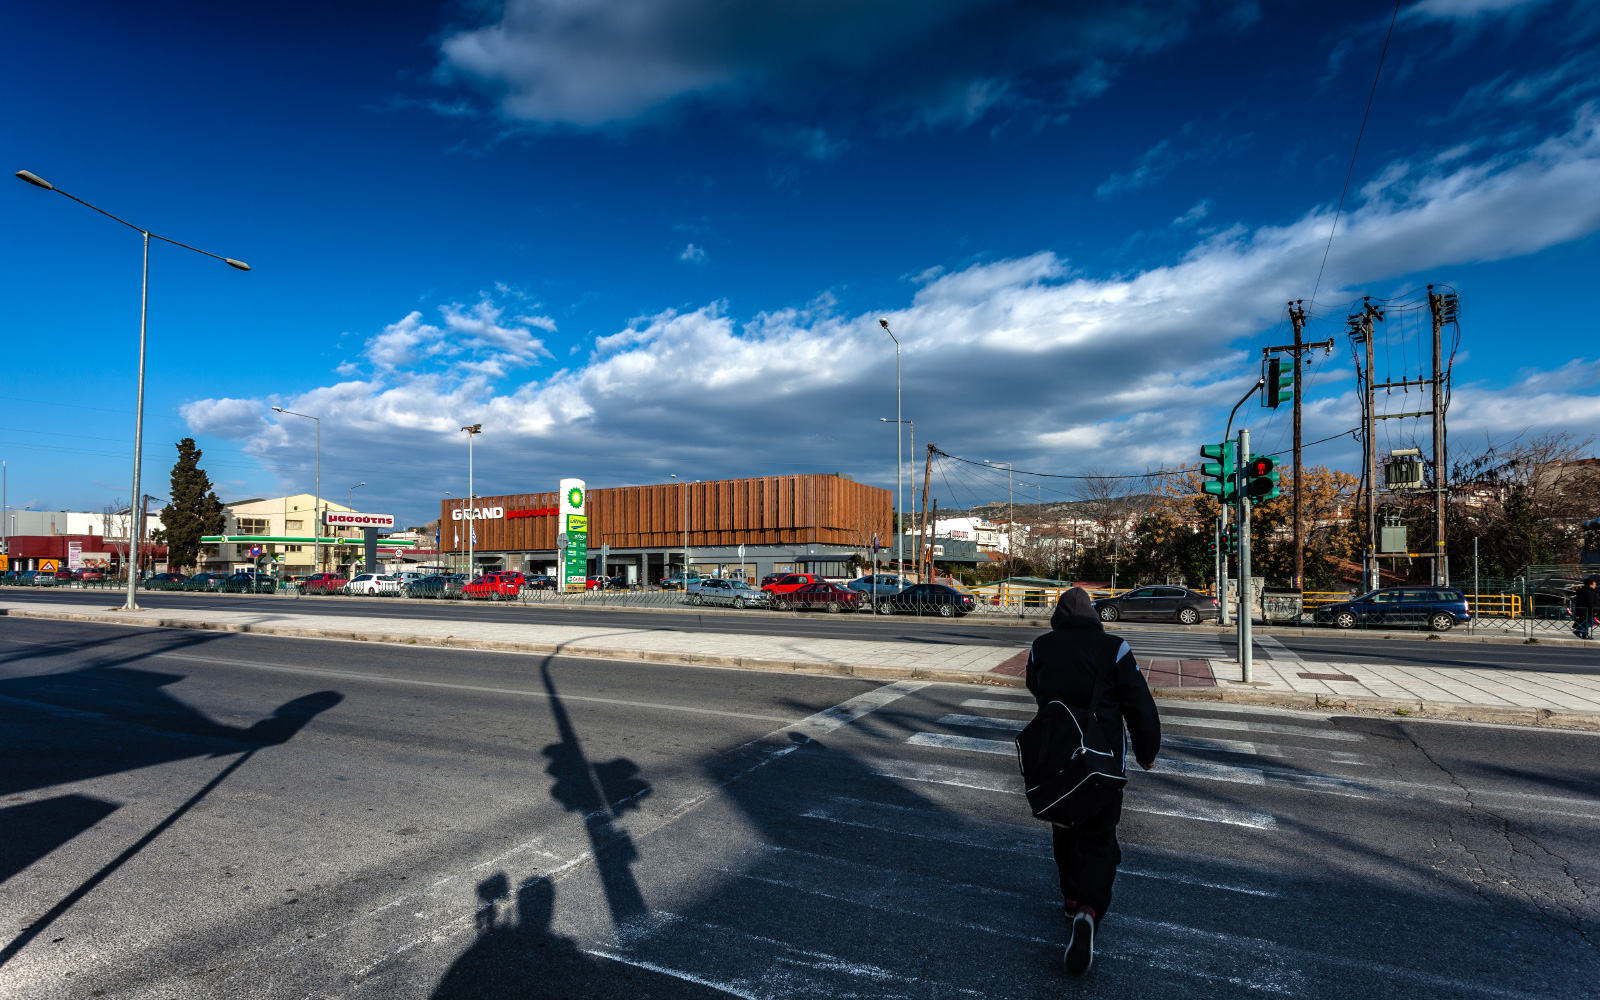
[{"x1": 1237, "y1": 427, "x2": 1252, "y2": 683}]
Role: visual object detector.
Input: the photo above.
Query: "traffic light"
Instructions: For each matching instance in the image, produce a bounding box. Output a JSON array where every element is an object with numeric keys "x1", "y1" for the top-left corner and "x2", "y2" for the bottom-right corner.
[
  {"x1": 1200, "y1": 443, "x2": 1234, "y2": 501},
  {"x1": 1223, "y1": 524, "x2": 1238, "y2": 555},
  {"x1": 1207, "y1": 535, "x2": 1219, "y2": 558},
  {"x1": 1265, "y1": 356, "x2": 1293, "y2": 409},
  {"x1": 1243, "y1": 454, "x2": 1281, "y2": 500}
]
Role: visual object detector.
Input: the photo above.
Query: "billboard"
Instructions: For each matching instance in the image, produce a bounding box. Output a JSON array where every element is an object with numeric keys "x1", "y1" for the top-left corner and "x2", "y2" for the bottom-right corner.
[
  {"x1": 559, "y1": 478, "x2": 587, "y2": 592},
  {"x1": 68, "y1": 541, "x2": 83, "y2": 570},
  {"x1": 325, "y1": 511, "x2": 396, "y2": 529}
]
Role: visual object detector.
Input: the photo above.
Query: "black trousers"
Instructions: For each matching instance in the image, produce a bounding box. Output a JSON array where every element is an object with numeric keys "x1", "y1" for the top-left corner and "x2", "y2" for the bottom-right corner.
[{"x1": 1051, "y1": 792, "x2": 1123, "y2": 919}]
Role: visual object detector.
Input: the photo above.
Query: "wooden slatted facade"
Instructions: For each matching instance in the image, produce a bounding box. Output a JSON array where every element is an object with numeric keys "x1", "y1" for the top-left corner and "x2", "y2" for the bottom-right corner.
[{"x1": 440, "y1": 474, "x2": 891, "y2": 554}]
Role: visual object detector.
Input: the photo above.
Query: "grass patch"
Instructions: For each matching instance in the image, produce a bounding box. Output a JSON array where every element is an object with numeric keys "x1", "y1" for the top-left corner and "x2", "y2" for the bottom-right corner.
[
  {"x1": 1394, "y1": 707, "x2": 1412, "y2": 716},
  {"x1": 1524, "y1": 637, "x2": 1541, "y2": 645}
]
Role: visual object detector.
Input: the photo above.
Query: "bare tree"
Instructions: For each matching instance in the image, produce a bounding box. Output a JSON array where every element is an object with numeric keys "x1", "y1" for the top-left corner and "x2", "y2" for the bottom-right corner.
[{"x1": 102, "y1": 498, "x2": 130, "y2": 581}]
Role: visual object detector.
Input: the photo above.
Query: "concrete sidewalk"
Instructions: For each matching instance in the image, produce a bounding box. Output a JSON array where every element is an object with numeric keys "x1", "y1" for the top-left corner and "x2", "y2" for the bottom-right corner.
[{"x1": 4, "y1": 598, "x2": 1597, "y2": 730}]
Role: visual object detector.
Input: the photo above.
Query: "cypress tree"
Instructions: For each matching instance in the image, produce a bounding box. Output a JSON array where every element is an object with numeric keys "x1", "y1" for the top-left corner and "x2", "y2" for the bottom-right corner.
[{"x1": 160, "y1": 438, "x2": 225, "y2": 570}]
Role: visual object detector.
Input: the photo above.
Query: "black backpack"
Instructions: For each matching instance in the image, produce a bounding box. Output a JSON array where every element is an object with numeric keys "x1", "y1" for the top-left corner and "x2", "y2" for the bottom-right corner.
[{"x1": 1014, "y1": 659, "x2": 1126, "y2": 827}]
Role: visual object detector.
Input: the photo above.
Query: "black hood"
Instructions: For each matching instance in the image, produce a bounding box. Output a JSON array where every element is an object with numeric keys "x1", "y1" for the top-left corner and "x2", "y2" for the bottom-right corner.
[{"x1": 1050, "y1": 588, "x2": 1103, "y2": 631}]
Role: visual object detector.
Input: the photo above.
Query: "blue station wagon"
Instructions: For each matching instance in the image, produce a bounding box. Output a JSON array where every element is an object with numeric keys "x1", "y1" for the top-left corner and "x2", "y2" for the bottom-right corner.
[{"x1": 1312, "y1": 587, "x2": 1471, "y2": 632}]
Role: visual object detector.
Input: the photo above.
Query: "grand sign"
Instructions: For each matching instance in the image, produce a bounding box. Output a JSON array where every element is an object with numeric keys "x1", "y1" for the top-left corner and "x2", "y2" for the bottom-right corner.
[
  {"x1": 449, "y1": 506, "x2": 559, "y2": 521},
  {"x1": 326, "y1": 511, "x2": 396, "y2": 529}
]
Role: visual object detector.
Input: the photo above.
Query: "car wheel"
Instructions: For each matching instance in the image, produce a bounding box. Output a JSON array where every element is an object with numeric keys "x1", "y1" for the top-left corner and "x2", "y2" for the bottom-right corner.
[
  {"x1": 1334, "y1": 611, "x2": 1357, "y2": 629},
  {"x1": 877, "y1": 602, "x2": 894, "y2": 615},
  {"x1": 1099, "y1": 605, "x2": 1119, "y2": 622},
  {"x1": 734, "y1": 597, "x2": 747, "y2": 610},
  {"x1": 1429, "y1": 613, "x2": 1455, "y2": 633},
  {"x1": 690, "y1": 594, "x2": 704, "y2": 605},
  {"x1": 826, "y1": 600, "x2": 841, "y2": 614},
  {"x1": 772, "y1": 598, "x2": 789, "y2": 611},
  {"x1": 938, "y1": 603, "x2": 954, "y2": 618},
  {"x1": 1177, "y1": 606, "x2": 1200, "y2": 625}
]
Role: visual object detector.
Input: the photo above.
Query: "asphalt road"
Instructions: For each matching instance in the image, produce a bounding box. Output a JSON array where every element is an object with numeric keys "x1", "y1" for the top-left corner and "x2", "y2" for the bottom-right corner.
[
  {"x1": 3, "y1": 617, "x2": 1597, "y2": 998},
  {"x1": 6, "y1": 586, "x2": 1600, "y2": 675}
]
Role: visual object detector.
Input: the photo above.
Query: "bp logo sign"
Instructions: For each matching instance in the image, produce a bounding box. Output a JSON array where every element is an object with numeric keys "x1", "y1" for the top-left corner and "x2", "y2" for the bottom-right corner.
[{"x1": 567, "y1": 486, "x2": 584, "y2": 510}]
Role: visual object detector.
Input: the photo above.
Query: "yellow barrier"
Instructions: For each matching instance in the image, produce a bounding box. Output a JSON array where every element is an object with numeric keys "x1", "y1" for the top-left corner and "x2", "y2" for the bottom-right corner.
[{"x1": 1468, "y1": 594, "x2": 1521, "y2": 618}]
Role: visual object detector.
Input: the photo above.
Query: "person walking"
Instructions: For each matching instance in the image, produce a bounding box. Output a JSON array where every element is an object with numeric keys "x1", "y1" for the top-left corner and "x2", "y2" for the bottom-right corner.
[
  {"x1": 1026, "y1": 586, "x2": 1161, "y2": 976},
  {"x1": 1573, "y1": 577, "x2": 1600, "y2": 639}
]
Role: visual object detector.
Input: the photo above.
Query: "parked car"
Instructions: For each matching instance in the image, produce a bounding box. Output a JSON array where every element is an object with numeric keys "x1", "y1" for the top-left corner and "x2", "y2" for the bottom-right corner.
[
  {"x1": 346, "y1": 573, "x2": 402, "y2": 596},
  {"x1": 1092, "y1": 587, "x2": 1219, "y2": 625},
  {"x1": 772, "y1": 581, "x2": 861, "y2": 613},
  {"x1": 524, "y1": 574, "x2": 558, "y2": 591},
  {"x1": 19, "y1": 570, "x2": 58, "y2": 587},
  {"x1": 847, "y1": 573, "x2": 906, "y2": 597},
  {"x1": 77, "y1": 568, "x2": 108, "y2": 582},
  {"x1": 405, "y1": 573, "x2": 467, "y2": 599},
  {"x1": 1311, "y1": 587, "x2": 1471, "y2": 632},
  {"x1": 463, "y1": 572, "x2": 520, "y2": 600},
  {"x1": 144, "y1": 572, "x2": 188, "y2": 591},
  {"x1": 298, "y1": 573, "x2": 350, "y2": 595},
  {"x1": 688, "y1": 577, "x2": 772, "y2": 609},
  {"x1": 218, "y1": 571, "x2": 277, "y2": 594},
  {"x1": 660, "y1": 572, "x2": 702, "y2": 591},
  {"x1": 875, "y1": 583, "x2": 976, "y2": 617},
  {"x1": 762, "y1": 573, "x2": 824, "y2": 595},
  {"x1": 181, "y1": 572, "x2": 229, "y2": 592},
  {"x1": 1534, "y1": 604, "x2": 1574, "y2": 620}
]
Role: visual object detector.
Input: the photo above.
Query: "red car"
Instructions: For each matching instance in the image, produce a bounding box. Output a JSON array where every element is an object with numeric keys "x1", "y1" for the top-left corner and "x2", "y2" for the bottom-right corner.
[
  {"x1": 298, "y1": 573, "x2": 349, "y2": 595},
  {"x1": 770, "y1": 582, "x2": 861, "y2": 613},
  {"x1": 77, "y1": 568, "x2": 108, "y2": 582},
  {"x1": 762, "y1": 573, "x2": 823, "y2": 595},
  {"x1": 463, "y1": 573, "x2": 521, "y2": 600}
]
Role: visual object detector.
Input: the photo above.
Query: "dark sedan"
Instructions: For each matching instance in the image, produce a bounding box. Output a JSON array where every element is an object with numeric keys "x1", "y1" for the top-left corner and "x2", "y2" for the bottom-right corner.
[
  {"x1": 1093, "y1": 586, "x2": 1219, "y2": 625},
  {"x1": 218, "y1": 571, "x2": 277, "y2": 593},
  {"x1": 874, "y1": 583, "x2": 976, "y2": 618},
  {"x1": 1311, "y1": 587, "x2": 1471, "y2": 632},
  {"x1": 181, "y1": 573, "x2": 229, "y2": 592},
  {"x1": 405, "y1": 573, "x2": 467, "y2": 599},
  {"x1": 771, "y1": 581, "x2": 861, "y2": 613},
  {"x1": 144, "y1": 572, "x2": 188, "y2": 591}
]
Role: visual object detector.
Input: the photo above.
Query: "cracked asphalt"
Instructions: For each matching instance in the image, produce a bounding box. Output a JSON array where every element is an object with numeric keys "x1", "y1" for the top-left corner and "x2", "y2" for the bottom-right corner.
[{"x1": 2, "y1": 615, "x2": 1597, "y2": 998}]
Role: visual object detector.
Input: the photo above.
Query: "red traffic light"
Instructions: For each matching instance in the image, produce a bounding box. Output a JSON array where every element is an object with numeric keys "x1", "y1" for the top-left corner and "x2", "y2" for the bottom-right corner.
[{"x1": 1245, "y1": 456, "x2": 1275, "y2": 477}]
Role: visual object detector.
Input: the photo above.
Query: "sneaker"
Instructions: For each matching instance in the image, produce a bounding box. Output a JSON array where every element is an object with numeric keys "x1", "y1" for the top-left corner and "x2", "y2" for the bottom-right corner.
[{"x1": 1064, "y1": 910, "x2": 1095, "y2": 975}]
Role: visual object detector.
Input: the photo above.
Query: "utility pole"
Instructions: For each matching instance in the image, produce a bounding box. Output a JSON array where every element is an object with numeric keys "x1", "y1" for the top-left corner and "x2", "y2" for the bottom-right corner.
[
  {"x1": 919, "y1": 443, "x2": 934, "y2": 582},
  {"x1": 1349, "y1": 298, "x2": 1383, "y2": 593},
  {"x1": 1266, "y1": 301, "x2": 1333, "y2": 589},
  {"x1": 928, "y1": 499, "x2": 938, "y2": 582},
  {"x1": 1427, "y1": 286, "x2": 1453, "y2": 586}
]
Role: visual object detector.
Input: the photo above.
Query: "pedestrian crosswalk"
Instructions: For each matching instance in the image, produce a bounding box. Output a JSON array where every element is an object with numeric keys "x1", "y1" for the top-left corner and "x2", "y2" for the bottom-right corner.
[{"x1": 519, "y1": 681, "x2": 1558, "y2": 1000}]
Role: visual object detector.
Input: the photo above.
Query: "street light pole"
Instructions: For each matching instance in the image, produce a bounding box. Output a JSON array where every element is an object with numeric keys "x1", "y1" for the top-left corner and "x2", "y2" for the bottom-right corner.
[
  {"x1": 461, "y1": 425, "x2": 482, "y2": 577},
  {"x1": 878, "y1": 319, "x2": 903, "y2": 579},
  {"x1": 272, "y1": 407, "x2": 320, "y2": 576},
  {"x1": 349, "y1": 482, "x2": 365, "y2": 510},
  {"x1": 880, "y1": 418, "x2": 913, "y2": 577},
  {"x1": 17, "y1": 170, "x2": 250, "y2": 609}
]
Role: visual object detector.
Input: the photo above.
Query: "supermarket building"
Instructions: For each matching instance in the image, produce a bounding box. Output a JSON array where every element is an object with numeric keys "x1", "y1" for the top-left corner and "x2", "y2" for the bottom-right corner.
[{"x1": 441, "y1": 474, "x2": 892, "y2": 584}]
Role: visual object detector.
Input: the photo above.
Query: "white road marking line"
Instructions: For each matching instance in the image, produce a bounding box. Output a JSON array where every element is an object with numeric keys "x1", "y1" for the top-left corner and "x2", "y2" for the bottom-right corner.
[
  {"x1": 1144, "y1": 758, "x2": 1266, "y2": 785},
  {"x1": 583, "y1": 949, "x2": 761, "y2": 999},
  {"x1": 937, "y1": 712, "x2": 1027, "y2": 732},
  {"x1": 793, "y1": 680, "x2": 931, "y2": 737},
  {"x1": 1165, "y1": 734, "x2": 1261, "y2": 755},
  {"x1": 866, "y1": 757, "x2": 1019, "y2": 793},
  {"x1": 1164, "y1": 733, "x2": 1372, "y2": 766},
  {"x1": 1128, "y1": 792, "x2": 1277, "y2": 829},
  {"x1": 1254, "y1": 634, "x2": 1302, "y2": 661},
  {"x1": 960, "y1": 697, "x2": 1036, "y2": 712},
  {"x1": 905, "y1": 732, "x2": 1014, "y2": 755},
  {"x1": 1118, "y1": 866, "x2": 1281, "y2": 897},
  {"x1": 1165, "y1": 716, "x2": 1365, "y2": 741}
]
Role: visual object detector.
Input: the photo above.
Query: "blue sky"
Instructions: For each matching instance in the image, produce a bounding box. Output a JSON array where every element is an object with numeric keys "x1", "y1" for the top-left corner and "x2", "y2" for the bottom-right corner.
[{"x1": 5, "y1": 0, "x2": 1600, "y2": 525}]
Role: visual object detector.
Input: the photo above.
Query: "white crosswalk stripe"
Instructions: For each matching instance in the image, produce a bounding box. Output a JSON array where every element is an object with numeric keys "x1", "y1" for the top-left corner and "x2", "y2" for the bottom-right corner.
[
  {"x1": 1164, "y1": 715, "x2": 1366, "y2": 741},
  {"x1": 905, "y1": 732, "x2": 1013, "y2": 754}
]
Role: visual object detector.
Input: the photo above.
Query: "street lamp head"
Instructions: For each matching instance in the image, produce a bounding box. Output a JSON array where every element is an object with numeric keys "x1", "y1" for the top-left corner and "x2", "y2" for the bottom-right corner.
[
  {"x1": 224, "y1": 258, "x2": 251, "y2": 271},
  {"x1": 461, "y1": 423, "x2": 482, "y2": 434},
  {"x1": 878, "y1": 318, "x2": 888, "y2": 330},
  {"x1": 15, "y1": 170, "x2": 53, "y2": 191}
]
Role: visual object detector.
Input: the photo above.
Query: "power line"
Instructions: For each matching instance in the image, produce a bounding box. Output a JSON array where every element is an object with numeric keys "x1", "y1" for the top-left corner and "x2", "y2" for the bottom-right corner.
[{"x1": 1308, "y1": 0, "x2": 1403, "y2": 310}]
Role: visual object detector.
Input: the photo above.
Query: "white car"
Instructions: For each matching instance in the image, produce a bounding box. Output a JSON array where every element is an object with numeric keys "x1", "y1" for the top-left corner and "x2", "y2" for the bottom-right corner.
[
  {"x1": 688, "y1": 577, "x2": 772, "y2": 609},
  {"x1": 346, "y1": 573, "x2": 402, "y2": 596}
]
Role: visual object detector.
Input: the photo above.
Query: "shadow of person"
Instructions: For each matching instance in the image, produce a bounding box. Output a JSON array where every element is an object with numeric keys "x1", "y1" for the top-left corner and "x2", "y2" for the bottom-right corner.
[{"x1": 432, "y1": 874, "x2": 732, "y2": 1000}]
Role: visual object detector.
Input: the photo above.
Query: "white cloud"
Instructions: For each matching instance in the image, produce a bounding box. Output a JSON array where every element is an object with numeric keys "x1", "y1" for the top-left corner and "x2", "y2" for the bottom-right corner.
[
  {"x1": 679, "y1": 243, "x2": 708, "y2": 264},
  {"x1": 188, "y1": 110, "x2": 1600, "y2": 520}
]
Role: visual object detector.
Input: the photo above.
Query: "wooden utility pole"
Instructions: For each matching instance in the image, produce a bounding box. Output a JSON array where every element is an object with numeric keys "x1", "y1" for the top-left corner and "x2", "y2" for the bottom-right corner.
[
  {"x1": 928, "y1": 499, "x2": 939, "y2": 581},
  {"x1": 919, "y1": 443, "x2": 934, "y2": 582},
  {"x1": 1265, "y1": 301, "x2": 1333, "y2": 590},
  {"x1": 1427, "y1": 286, "x2": 1454, "y2": 586},
  {"x1": 1347, "y1": 298, "x2": 1383, "y2": 592}
]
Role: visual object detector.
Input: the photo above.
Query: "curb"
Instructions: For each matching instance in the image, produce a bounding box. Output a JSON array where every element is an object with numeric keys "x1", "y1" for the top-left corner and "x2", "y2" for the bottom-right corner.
[
  {"x1": 1150, "y1": 685, "x2": 1600, "y2": 732},
  {"x1": 0, "y1": 607, "x2": 1026, "y2": 689}
]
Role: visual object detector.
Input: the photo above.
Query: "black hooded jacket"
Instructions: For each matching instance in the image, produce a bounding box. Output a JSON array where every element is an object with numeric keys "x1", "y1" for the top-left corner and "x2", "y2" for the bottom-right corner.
[
  {"x1": 1025, "y1": 602, "x2": 1161, "y2": 769},
  {"x1": 1574, "y1": 581, "x2": 1600, "y2": 613}
]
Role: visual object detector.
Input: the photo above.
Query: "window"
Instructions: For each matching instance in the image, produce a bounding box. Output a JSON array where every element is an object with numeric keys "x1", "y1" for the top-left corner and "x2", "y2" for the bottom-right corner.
[
  {"x1": 236, "y1": 518, "x2": 269, "y2": 535},
  {"x1": 1432, "y1": 590, "x2": 1459, "y2": 602},
  {"x1": 1156, "y1": 588, "x2": 1186, "y2": 598},
  {"x1": 286, "y1": 520, "x2": 303, "y2": 531},
  {"x1": 1128, "y1": 588, "x2": 1157, "y2": 599},
  {"x1": 286, "y1": 545, "x2": 303, "y2": 553}
]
